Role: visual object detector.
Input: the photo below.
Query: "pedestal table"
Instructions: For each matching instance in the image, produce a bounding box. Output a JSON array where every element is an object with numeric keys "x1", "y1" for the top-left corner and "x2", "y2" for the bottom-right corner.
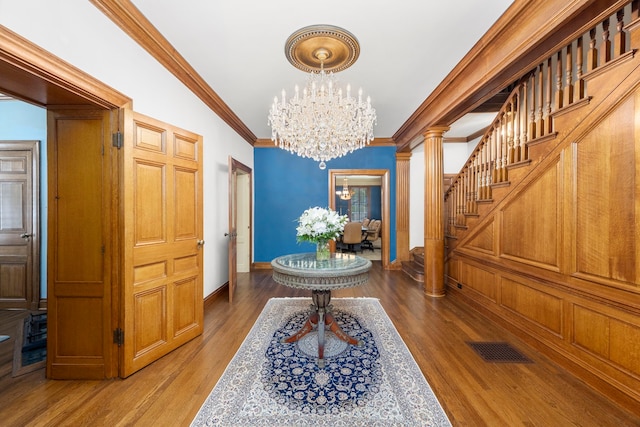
[{"x1": 271, "y1": 252, "x2": 372, "y2": 368}]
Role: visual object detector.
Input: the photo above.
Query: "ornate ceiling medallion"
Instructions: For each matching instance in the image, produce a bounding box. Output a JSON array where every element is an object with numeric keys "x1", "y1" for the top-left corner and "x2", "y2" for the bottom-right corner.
[
  {"x1": 284, "y1": 25, "x2": 360, "y2": 73},
  {"x1": 269, "y1": 25, "x2": 376, "y2": 169}
]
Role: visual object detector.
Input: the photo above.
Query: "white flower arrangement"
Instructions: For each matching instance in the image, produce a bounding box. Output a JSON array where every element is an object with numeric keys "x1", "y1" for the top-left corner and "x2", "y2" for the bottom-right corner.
[{"x1": 296, "y1": 206, "x2": 348, "y2": 244}]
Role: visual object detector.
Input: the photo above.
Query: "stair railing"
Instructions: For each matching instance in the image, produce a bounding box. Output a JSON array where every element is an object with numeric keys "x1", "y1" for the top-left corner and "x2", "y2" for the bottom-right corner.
[{"x1": 445, "y1": 2, "x2": 635, "y2": 239}]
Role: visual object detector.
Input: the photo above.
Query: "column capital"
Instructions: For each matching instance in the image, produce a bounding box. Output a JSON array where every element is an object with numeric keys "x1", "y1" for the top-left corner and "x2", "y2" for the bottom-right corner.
[
  {"x1": 423, "y1": 126, "x2": 450, "y2": 139},
  {"x1": 395, "y1": 152, "x2": 412, "y2": 161}
]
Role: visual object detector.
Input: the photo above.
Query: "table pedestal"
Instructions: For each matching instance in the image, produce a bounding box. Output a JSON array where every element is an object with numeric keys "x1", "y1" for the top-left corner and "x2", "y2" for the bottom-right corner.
[{"x1": 281, "y1": 290, "x2": 363, "y2": 368}]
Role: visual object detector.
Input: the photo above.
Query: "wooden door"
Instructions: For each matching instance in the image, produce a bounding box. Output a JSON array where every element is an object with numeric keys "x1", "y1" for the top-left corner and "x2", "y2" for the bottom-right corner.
[
  {"x1": 121, "y1": 112, "x2": 203, "y2": 377},
  {"x1": 47, "y1": 109, "x2": 116, "y2": 379},
  {"x1": 0, "y1": 141, "x2": 40, "y2": 310},
  {"x1": 227, "y1": 157, "x2": 251, "y2": 302},
  {"x1": 236, "y1": 172, "x2": 251, "y2": 273},
  {"x1": 227, "y1": 157, "x2": 238, "y2": 303}
]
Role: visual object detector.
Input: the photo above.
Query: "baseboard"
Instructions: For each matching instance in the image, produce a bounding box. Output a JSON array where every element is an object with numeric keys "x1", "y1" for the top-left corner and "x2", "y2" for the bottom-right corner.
[
  {"x1": 252, "y1": 262, "x2": 272, "y2": 270},
  {"x1": 204, "y1": 284, "x2": 228, "y2": 308}
]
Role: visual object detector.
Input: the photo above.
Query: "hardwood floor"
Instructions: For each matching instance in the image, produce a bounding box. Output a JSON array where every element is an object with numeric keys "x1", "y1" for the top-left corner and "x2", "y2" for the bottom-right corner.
[{"x1": 0, "y1": 263, "x2": 638, "y2": 426}]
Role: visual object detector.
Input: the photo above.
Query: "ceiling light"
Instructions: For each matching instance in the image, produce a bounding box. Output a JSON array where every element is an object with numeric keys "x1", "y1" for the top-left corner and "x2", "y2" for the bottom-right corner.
[
  {"x1": 336, "y1": 178, "x2": 355, "y2": 200},
  {"x1": 268, "y1": 25, "x2": 377, "y2": 170}
]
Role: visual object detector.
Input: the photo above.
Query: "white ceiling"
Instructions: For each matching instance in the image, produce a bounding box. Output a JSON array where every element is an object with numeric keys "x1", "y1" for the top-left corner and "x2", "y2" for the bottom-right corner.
[{"x1": 132, "y1": 0, "x2": 513, "y2": 141}]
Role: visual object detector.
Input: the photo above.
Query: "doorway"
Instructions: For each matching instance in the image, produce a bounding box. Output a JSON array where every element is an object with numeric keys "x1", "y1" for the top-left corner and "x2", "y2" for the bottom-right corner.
[
  {"x1": 329, "y1": 169, "x2": 389, "y2": 269},
  {"x1": 0, "y1": 140, "x2": 40, "y2": 310},
  {"x1": 227, "y1": 157, "x2": 252, "y2": 304}
]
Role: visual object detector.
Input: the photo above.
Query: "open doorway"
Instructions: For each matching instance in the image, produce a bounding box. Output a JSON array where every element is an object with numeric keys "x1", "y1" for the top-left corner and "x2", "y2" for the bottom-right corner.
[
  {"x1": 329, "y1": 169, "x2": 389, "y2": 268},
  {"x1": 227, "y1": 157, "x2": 252, "y2": 304}
]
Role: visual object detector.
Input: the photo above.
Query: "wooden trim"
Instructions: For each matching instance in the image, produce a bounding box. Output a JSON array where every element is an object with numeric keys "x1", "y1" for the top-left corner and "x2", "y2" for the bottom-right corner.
[
  {"x1": 90, "y1": 0, "x2": 256, "y2": 145},
  {"x1": 442, "y1": 137, "x2": 468, "y2": 143},
  {"x1": 394, "y1": 0, "x2": 630, "y2": 151},
  {"x1": 328, "y1": 169, "x2": 391, "y2": 269},
  {"x1": 0, "y1": 25, "x2": 130, "y2": 108},
  {"x1": 252, "y1": 262, "x2": 272, "y2": 270},
  {"x1": 203, "y1": 284, "x2": 228, "y2": 308}
]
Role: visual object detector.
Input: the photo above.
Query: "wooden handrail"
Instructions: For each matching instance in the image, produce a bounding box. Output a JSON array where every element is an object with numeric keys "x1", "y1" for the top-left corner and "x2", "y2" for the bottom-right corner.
[{"x1": 444, "y1": 2, "x2": 634, "y2": 236}]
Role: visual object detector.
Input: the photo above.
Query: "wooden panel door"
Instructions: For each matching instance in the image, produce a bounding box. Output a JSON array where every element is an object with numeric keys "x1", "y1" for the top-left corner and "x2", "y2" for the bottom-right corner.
[
  {"x1": 227, "y1": 157, "x2": 237, "y2": 303},
  {"x1": 227, "y1": 157, "x2": 251, "y2": 302},
  {"x1": 121, "y1": 112, "x2": 203, "y2": 377},
  {"x1": 0, "y1": 141, "x2": 39, "y2": 310},
  {"x1": 47, "y1": 109, "x2": 116, "y2": 379}
]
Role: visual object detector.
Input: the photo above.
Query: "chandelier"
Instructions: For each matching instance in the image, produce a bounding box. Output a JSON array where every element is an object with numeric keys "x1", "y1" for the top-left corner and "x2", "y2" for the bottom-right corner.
[
  {"x1": 268, "y1": 25, "x2": 377, "y2": 169},
  {"x1": 336, "y1": 178, "x2": 355, "y2": 200}
]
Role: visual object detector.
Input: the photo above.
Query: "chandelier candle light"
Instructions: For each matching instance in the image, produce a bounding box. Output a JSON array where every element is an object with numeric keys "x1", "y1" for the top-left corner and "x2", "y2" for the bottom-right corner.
[{"x1": 268, "y1": 25, "x2": 377, "y2": 169}]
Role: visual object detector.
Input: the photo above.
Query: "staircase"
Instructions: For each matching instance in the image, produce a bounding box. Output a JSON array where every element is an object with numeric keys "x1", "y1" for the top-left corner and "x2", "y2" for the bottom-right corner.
[
  {"x1": 401, "y1": 248, "x2": 424, "y2": 283},
  {"x1": 431, "y1": 3, "x2": 640, "y2": 413}
]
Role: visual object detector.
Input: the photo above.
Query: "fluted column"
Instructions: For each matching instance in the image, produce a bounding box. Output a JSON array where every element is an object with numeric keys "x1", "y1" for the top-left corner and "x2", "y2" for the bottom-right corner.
[
  {"x1": 395, "y1": 152, "x2": 412, "y2": 262},
  {"x1": 424, "y1": 126, "x2": 449, "y2": 297}
]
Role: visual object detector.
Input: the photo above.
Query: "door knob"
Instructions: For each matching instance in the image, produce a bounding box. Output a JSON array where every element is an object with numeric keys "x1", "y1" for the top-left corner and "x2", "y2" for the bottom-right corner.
[
  {"x1": 197, "y1": 239, "x2": 205, "y2": 248},
  {"x1": 20, "y1": 233, "x2": 32, "y2": 239}
]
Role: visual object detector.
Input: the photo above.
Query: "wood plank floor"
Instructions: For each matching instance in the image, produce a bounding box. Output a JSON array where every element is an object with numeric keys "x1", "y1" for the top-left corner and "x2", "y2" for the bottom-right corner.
[{"x1": 0, "y1": 263, "x2": 639, "y2": 426}]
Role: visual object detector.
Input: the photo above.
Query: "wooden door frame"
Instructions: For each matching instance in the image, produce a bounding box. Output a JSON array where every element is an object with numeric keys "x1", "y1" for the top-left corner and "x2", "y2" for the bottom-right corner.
[
  {"x1": 228, "y1": 157, "x2": 252, "y2": 303},
  {"x1": 328, "y1": 169, "x2": 390, "y2": 269},
  {"x1": 0, "y1": 26, "x2": 131, "y2": 378}
]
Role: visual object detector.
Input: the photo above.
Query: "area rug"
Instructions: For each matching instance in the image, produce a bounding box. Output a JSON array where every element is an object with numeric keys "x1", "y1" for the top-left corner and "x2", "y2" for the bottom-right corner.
[{"x1": 191, "y1": 297, "x2": 451, "y2": 426}]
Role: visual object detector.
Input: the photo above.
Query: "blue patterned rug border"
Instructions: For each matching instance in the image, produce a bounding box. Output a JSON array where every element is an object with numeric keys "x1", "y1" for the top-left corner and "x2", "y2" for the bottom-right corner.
[{"x1": 191, "y1": 297, "x2": 451, "y2": 426}]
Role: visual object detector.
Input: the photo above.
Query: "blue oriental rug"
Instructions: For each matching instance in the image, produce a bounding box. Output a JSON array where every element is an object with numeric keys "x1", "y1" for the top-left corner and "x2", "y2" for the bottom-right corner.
[{"x1": 191, "y1": 298, "x2": 451, "y2": 426}]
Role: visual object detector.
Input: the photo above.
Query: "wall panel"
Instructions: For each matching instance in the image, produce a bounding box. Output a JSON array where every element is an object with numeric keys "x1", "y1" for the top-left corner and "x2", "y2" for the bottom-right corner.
[
  {"x1": 501, "y1": 277, "x2": 563, "y2": 335},
  {"x1": 501, "y1": 164, "x2": 560, "y2": 270}
]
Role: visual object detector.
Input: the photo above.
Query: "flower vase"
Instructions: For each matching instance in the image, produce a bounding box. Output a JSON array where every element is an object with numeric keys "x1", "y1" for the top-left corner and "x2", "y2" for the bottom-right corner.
[{"x1": 316, "y1": 240, "x2": 330, "y2": 261}]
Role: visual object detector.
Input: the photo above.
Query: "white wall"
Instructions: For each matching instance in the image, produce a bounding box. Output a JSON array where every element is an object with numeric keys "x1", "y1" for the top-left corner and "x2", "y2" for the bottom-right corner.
[
  {"x1": 409, "y1": 139, "x2": 480, "y2": 249},
  {"x1": 0, "y1": 0, "x2": 252, "y2": 297},
  {"x1": 444, "y1": 143, "x2": 471, "y2": 173},
  {"x1": 409, "y1": 144, "x2": 425, "y2": 249}
]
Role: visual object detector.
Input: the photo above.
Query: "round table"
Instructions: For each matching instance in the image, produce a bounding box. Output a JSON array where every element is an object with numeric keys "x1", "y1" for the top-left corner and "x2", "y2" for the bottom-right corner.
[{"x1": 271, "y1": 252, "x2": 372, "y2": 367}]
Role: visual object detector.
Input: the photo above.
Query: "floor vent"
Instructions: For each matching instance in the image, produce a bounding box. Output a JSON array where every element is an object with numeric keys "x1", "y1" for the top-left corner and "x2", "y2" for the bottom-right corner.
[{"x1": 467, "y1": 341, "x2": 532, "y2": 363}]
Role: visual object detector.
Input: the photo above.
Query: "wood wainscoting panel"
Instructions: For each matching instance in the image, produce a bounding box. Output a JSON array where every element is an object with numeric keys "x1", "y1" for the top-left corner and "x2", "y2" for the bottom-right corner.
[
  {"x1": 501, "y1": 162, "x2": 560, "y2": 270},
  {"x1": 574, "y1": 94, "x2": 637, "y2": 286},
  {"x1": 466, "y1": 218, "x2": 495, "y2": 255},
  {"x1": 610, "y1": 319, "x2": 640, "y2": 376},
  {"x1": 459, "y1": 261, "x2": 497, "y2": 302},
  {"x1": 501, "y1": 277, "x2": 563, "y2": 336},
  {"x1": 574, "y1": 304, "x2": 640, "y2": 377},
  {"x1": 446, "y1": 257, "x2": 459, "y2": 283}
]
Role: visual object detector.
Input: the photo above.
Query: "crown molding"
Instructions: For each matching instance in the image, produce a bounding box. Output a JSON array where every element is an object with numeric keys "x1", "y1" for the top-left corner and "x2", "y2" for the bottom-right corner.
[
  {"x1": 90, "y1": 0, "x2": 257, "y2": 145},
  {"x1": 0, "y1": 24, "x2": 130, "y2": 108},
  {"x1": 394, "y1": 0, "x2": 628, "y2": 152}
]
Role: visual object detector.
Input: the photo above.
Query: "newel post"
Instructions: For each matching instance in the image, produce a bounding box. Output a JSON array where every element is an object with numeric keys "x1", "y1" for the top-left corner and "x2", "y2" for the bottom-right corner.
[{"x1": 423, "y1": 126, "x2": 449, "y2": 297}]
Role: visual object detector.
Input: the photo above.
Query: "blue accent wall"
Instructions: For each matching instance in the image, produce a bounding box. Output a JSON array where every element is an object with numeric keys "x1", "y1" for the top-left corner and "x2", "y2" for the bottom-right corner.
[
  {"x1": 370, "y1": 186, "x2": 382, "y2": 220},
  {"x1": 0, "y1": 100, "x2": 47, "y2": 298},
  {"x1": 254, "y1": 146, "x2": 397, "y2": 262}
]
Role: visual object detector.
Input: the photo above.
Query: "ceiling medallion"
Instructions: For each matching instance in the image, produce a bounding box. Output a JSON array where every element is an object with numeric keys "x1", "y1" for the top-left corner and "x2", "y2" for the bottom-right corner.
[
  {"x1": 269, "y1": 25, "x2": 376, "y2": 169},
  {"x1": 285, "y1": 25, "x2": 360, "y2": 73}
]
